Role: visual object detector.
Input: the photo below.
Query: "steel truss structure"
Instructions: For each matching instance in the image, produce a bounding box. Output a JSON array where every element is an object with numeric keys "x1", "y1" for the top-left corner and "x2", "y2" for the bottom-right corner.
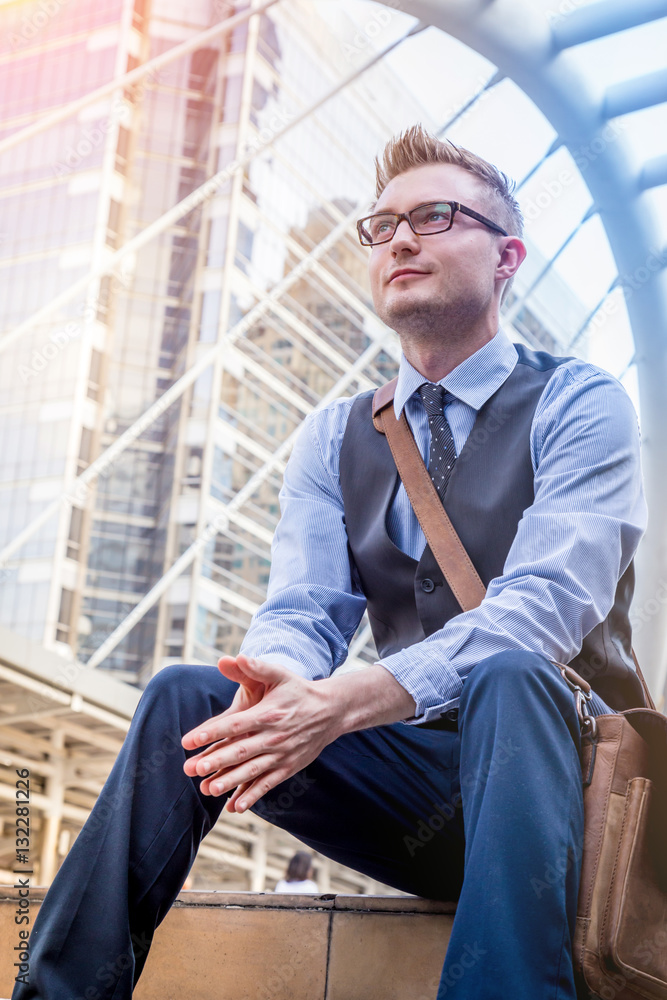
[{"x1": 1, "y1": 0, "x2": 666, "y2": 890}]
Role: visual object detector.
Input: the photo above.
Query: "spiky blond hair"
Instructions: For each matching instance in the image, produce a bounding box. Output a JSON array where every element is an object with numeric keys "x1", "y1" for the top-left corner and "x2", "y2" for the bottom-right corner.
[{"x1": 375, "y1": 124, "x2": 523, "y2": 237}]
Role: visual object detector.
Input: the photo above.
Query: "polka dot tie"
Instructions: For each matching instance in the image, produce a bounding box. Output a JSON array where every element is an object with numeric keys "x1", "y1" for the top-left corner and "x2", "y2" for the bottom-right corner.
[{"x1": 418, "y1": 382, "x2": 457, "y2": 503}]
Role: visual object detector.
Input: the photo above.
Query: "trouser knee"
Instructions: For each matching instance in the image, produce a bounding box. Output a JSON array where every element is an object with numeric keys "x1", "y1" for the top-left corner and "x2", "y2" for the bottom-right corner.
[
  {"x1": 137, "y1": 663, "x2": 238, "y2": 726},
  {"x1": 462, "y1": 650, "x2": 556, "y2": 702},
  {"x1": 460, "y1": 650, "x2": 580, "y2": 751}
]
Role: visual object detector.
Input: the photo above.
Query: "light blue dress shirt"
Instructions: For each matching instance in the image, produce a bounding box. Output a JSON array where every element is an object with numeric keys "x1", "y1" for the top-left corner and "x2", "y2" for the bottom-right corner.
[{"x1": 240, "y1": 330, "x2": 647, "y2": 723}]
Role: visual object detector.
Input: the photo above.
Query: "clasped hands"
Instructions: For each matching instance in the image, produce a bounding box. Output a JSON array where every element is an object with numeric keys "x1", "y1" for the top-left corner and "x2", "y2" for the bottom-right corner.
[{"x1": 181, "y1": 654, "x2": 341, "y2": 814}]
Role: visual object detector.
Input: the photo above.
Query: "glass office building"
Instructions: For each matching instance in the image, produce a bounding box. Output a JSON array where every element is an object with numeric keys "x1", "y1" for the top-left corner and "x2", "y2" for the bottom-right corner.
[
  {"x1": 0, "y1": 0, "x2": 425, "y2": 684},
  {"x1": 0, "y1": 0, "x2": 592, "y2": 686}
]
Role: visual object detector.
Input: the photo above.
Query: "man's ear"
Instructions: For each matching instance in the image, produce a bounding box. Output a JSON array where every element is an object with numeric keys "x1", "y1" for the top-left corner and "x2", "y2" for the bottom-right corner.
[{"x1": 497, "y1": 236, "x2": 527, "y2": 281}]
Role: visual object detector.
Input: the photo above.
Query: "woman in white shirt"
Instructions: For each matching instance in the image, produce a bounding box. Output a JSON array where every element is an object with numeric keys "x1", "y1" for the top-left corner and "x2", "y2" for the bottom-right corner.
[{"x1": 274, "y1": 850, "x2": 319, "y2": 893}]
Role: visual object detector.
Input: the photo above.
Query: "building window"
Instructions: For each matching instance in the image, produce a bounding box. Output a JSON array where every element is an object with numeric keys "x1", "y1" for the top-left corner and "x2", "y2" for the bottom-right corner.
[
  {"x1": 106, "y1": 198, "x2": 122, "y2": 248},
  {"x1": 115, "y1": 125, "x2": 130, "y2": 175},
  {"x1": 96, "y1": 275, "x2": 112, "y2": 321},
  {"x1": 198, "y1": 288, "x2": 222, "y2": 342},
  {"x1": 87, "y1": 349, "x2": 102, "y2": 401},
  {"x1": 78, "y1": 426, "x2": 93, "y2": 475},
  {"x1": 222, "y1": 74, "x2": 243, "y2": 124},
  {"x1": 235, "y1": 220, "x2": 254, "y2": 274},
  {"x1": 56, "y1": 587, "x2": 74, "y2": 643},
  {"x1": 207, "y1": 215, "x2": 228, "y2": 268},
  {"x1": 66, "y1": 506, "x2": 83, "y2": 561}
]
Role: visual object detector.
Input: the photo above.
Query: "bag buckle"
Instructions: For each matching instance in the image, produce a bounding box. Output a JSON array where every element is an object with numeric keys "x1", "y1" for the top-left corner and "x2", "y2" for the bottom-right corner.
[{"x1": 557, "y1": 663, "x2": 598, "y2": 742}]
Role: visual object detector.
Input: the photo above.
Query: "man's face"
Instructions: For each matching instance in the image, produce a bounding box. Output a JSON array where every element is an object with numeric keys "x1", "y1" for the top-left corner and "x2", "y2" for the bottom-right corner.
[{"x1": 368, "y1": 163, "x2": 508, "y2": 339}]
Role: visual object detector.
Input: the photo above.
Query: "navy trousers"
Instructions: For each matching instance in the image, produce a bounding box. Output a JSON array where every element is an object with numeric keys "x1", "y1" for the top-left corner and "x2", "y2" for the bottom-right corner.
[{"x1": 13, "y1": 651, "x2": 587, "y2": 1000}]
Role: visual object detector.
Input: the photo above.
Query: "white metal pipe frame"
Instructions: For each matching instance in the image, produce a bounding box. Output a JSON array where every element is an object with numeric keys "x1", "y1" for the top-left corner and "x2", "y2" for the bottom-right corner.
[{"x1": 2, "y1": 0, "x2": 666, "y2": 695}]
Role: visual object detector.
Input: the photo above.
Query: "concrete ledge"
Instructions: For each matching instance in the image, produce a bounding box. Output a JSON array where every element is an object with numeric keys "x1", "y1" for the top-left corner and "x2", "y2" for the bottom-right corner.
[{"x1": 1, "y1": 887, "x2": 456, "y2": 999}]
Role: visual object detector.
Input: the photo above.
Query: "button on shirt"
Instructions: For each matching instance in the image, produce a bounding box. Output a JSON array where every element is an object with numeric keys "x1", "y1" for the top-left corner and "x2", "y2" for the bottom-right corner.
[{"x1": 240, "y1": 330, "x2": 647, "y2": 723}]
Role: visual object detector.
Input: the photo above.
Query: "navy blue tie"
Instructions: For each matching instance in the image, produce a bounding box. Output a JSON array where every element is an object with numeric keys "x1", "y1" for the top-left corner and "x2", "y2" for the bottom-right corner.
[{"x1": 419, "y1": 382, "x2": 457, "y2": 502}]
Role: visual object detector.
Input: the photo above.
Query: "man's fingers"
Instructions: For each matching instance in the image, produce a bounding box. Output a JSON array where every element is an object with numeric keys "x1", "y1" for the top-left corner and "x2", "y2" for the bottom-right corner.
[
  {"x1": 225, "y1": 770, "x2": 292, "y2": 813},
  {"x1": 225, "y1": 781, "x2": 252, "y2": 813},
  {"x1": 183, "y1": 738, "x2": 227, "y2": 776},
  {"x1": 182, "y1": 721, "x2": 222, "y2": 751},
  {"x1": 186, "y1": 732, "x2": 267, "y2": 777},
  {"x1": 198, "y1": 753, "x2": 279, "y2": 798},
  {"x1": 182, "y1": 657, "x2": 291, "y2": 751},
  {"x1": 181, "y1": 702, "x2": 261, "y2": 750}
]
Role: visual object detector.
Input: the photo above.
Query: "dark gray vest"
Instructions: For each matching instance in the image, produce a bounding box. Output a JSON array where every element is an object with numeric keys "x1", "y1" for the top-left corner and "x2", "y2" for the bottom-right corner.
[{"x1": 339, "y1": 344, "x2": 644, "y2": 712}]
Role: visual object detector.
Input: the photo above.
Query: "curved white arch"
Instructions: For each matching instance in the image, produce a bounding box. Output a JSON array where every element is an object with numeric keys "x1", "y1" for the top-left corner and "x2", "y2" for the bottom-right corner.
[{"x1": 377, "y1": 0, "x2": 667, "y2": 694}]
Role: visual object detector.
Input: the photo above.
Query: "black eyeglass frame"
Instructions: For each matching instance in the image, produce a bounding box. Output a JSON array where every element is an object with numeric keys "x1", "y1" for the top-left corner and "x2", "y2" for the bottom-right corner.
[{"x1": 356, "y1": 200, "x2": 509, "y2": 246}]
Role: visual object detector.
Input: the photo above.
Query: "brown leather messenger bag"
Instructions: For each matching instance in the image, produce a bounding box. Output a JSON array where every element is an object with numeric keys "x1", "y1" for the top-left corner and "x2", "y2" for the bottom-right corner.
[{"x1": 373, "y1": 379, "x2": 667, "y2": 1000}]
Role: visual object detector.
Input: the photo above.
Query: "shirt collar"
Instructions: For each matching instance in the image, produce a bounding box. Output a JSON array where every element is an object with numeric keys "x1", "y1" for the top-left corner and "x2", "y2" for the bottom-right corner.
[{"x1": 393, "y1": 328, "x2": 519, "y2": 417}]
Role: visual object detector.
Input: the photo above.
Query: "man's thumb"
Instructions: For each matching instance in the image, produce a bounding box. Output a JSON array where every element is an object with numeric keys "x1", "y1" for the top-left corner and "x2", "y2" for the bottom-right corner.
[
  {"x1": 217, "y1": 655, "x2": 251, "y2": 684},
  {"x1": 233, "y1": 654, "x2": 285, "y2": 684}
]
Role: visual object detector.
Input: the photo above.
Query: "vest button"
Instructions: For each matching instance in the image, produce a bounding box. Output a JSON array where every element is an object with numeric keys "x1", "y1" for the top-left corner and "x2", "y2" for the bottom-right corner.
[{"x1": 421, "y1": 578, "x2": 435, "y2": 593}]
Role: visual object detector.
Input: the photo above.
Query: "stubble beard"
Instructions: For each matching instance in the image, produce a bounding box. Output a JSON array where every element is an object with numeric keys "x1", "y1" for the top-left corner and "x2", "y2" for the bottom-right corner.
[{"x1": 378, "y1": 288, "x2": 489, "y2": 353}]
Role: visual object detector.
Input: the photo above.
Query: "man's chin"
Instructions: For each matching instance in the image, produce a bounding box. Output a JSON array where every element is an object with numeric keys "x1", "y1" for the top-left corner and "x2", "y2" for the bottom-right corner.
[{"x1": 380, "y1": 299, "x2": 447, "y2": 336}]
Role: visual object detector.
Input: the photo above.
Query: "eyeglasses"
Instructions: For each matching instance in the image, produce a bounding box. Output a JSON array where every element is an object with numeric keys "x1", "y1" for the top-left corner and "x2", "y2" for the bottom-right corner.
[{"x1": 356, "y1": 200, "x2": 508, "y2": 246}]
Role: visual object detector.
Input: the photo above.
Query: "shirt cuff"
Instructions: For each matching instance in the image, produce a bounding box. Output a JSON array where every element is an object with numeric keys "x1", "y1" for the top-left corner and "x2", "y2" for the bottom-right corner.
[{"x1": 378, "y1": 645, "x2": 463, "y2": 725}]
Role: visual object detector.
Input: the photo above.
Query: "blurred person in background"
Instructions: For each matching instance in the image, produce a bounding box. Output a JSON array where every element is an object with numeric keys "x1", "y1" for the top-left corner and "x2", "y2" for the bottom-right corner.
[{"x1": 273, "y1": 850, "x2": 319, "y2": 893}]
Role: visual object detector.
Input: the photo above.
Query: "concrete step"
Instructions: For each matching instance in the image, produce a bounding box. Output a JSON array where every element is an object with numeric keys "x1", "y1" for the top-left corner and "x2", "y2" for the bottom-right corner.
[{"x1": 0, "y1": 886, "x2": 455, "y2": 999}]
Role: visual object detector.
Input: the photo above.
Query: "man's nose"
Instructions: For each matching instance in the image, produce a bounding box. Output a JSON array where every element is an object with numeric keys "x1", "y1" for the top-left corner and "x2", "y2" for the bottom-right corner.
[{"x1": 389, "y1": 218, "x2": 420, "y2": 252}]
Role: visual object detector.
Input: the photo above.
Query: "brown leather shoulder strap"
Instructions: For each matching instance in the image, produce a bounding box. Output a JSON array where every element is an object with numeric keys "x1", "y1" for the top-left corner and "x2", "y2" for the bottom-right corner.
[
  {"x1": 372, "y1": 377, "x2": 397, "y2": 426},
  {"x1": 372, "y1": 382, "x2": 486, "y2": 613}
]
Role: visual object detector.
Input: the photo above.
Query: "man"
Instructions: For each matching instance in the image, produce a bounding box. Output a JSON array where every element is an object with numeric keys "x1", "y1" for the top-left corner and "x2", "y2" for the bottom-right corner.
[{"x1": 16, "y1": 126, "x2": 647, "y2": 1000}]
